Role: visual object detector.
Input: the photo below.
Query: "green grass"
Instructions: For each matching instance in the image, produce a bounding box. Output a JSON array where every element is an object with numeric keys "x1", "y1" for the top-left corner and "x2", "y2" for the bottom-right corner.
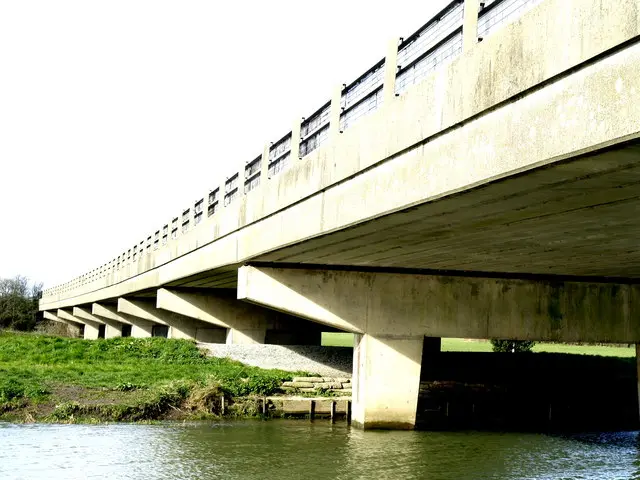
[
  {"x1": 0, "y1": 331, "x2": 308, "y2": 421},
  {"x1": 322, "y1": 332, "x2": 635, "y2": 357}
]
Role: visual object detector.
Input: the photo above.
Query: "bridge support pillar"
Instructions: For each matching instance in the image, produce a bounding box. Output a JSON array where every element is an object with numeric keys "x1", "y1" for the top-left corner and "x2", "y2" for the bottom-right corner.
[
  {"x1": 352, "y1": 334, "x2": 424, "y2": 429},
  {"x1": 58, "y1": 309, "x2": 101, "y2": 340},
  {"x1": 118, "y1": 297, "x2": 226, "y2": 342},
  {"x1": 92, "y1": 303, "x2": 152, "y2": 338}
]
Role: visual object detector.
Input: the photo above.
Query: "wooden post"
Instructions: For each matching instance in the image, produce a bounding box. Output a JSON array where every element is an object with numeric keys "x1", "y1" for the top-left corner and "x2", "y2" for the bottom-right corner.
[
  {"x1": 309, "y1": 399, "x2": 316, "y2": 420},
  {"x1": 346, "y1": 400, "x2": 352, "y2": 424},
  {"x1": 221, "y1": 394, "x2": 225, "y2": 415},
  {"x1": 262, "y1": 397, "x2": 268, "y2": 415},
  {"x1": 330, "y1": 400, "x2": 337, "y2": 423}
]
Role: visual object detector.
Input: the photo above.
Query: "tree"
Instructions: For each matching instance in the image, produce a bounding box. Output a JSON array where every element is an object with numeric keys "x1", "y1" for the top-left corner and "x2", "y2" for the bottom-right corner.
[
  {"x1": 0, "y1": 276, "x2": 43, "y2": 331},
  {"x1": 491, "y1": 339, "x2": 535, "y2": 353}
]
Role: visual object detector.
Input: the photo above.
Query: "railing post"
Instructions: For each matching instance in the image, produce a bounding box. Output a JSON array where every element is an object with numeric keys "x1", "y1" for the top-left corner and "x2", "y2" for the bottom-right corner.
[
  {"x1": 383, "y1": 37, "x2": 400, "y2": 105},
  {"x1": 261, "y1": 143, "x2": 270, "y2": 184},
  {"x1": 463, "y1": 0, "x2": 481, "y2": 52},
  {"x1": 328, "y1": 84, "x2": 343, "y2": 141},
  {"x1": 291, "y1": 118, "x2": 301, "y2": 161}
]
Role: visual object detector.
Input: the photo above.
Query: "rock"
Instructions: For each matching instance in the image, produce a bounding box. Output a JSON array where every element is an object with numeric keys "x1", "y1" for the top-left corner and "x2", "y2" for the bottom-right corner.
[
  {"x1": 282, "y1": 381, "x2": 315, "y2": 388},
  {"x1": 292, "y1": 377, "x2": 324, "y2": 383},
  {"x1": 317, "y1": 382, "x2": 342, "y2": 389},
  {"x1": 341, "y1": 382, "x2": 352, "y2": 389}
]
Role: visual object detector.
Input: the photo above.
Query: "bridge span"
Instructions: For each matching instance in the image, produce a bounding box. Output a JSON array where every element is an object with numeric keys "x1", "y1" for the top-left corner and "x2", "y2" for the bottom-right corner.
[{"x1": 40, "y1": 0, "x2": 640, "y2": 429}]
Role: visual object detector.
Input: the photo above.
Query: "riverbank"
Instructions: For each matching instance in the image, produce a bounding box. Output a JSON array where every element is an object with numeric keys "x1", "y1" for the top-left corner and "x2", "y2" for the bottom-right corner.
[{"x1": 0, "y1": 331, "x2": 314, "y2": 423}]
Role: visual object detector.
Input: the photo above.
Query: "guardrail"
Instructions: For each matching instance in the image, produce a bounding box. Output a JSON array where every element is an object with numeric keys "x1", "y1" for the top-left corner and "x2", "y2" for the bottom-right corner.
[{"x1": 43, "y1": 0, "x2": 547, "y2": 299}]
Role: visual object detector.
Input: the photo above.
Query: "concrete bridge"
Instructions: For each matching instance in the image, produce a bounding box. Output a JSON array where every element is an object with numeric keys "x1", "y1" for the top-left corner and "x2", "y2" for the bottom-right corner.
[{"x1": 40, "y1": 0, "x2": 640, "y2": 429}]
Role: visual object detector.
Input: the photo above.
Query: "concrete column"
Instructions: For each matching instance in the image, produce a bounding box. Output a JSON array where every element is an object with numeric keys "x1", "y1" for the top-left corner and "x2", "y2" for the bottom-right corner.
[
  {"x1": 352, "y1": 334, "x2": 424, "y2": 429},
  {"x1": 328, "y1": 84, "x2": 344, "y2": 140},
  {"x1": 463, "y1": 0, "x2": 481, "y2": 51},
  {"x1": 92, "y1": 303, "x2": 153, "y2": 338},
  {"x1": 118, "y1": 297, "x2": 225, "y2": 342},
  {"x1": 383, "y1": 37, "x2": 400, "y2": 104},
  {"x1": 58, "y1": 309, "x2": 100, "y2": 340},
  {"x1": 156, "y1": 288, "x2": 267, "y2": 344}
]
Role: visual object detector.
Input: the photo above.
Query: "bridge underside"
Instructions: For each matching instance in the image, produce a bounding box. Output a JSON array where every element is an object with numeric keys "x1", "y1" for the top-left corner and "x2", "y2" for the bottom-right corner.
[{"x1": 165, "y1": 141, "x2": 640, "y2": 292}]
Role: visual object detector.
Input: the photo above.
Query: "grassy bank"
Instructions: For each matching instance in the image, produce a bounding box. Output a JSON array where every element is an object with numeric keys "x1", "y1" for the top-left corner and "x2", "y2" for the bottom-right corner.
[
  {"x1": 0, "y1": 331, "x2": 307, "y2": 423},
  {"x1": 321, "y1": 333, "x2": 635, "y2": 357}
]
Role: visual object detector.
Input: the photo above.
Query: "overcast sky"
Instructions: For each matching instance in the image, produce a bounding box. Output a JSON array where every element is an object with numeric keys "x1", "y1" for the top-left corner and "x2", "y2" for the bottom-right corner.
[{"x1": 0, "y1": 0, "x2": 449, "y2": 289}]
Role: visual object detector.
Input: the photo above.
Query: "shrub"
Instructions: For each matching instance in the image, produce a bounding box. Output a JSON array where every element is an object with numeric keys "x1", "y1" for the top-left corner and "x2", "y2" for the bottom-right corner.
[{"x1": 491, "y1": 339, "x2": 536, "y2": 353}]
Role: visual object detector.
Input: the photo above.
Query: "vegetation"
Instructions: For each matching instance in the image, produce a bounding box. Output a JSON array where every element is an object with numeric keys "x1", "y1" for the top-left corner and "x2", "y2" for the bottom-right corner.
[
  {"x1": 0, "y1": 276, "x2": 42, "y2": 331},
  {"x1": 321, "y1": 332, "x2": 635, "y2": 357},
  {"x1": 0, "y1": 331, "x2": 308, "y2": 423},
  {"x1": 490, "y1": 339, "x2": 535, "y2": 353}
]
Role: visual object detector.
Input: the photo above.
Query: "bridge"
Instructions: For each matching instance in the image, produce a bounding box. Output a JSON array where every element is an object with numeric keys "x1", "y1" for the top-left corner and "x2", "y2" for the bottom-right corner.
[{"x1": 40, "y1": 0, "x2": 640, "y2": 429}]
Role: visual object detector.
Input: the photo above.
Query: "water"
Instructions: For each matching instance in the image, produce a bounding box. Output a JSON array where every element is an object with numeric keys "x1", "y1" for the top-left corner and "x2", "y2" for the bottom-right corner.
[{"x1": 1, "y1": 421, "x2": 639, "y2": 479}]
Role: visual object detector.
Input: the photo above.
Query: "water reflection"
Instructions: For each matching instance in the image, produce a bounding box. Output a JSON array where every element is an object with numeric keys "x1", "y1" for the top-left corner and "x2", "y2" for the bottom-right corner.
[{"x1": 1, "y1": 421, "x2": 639, "y2": 479}]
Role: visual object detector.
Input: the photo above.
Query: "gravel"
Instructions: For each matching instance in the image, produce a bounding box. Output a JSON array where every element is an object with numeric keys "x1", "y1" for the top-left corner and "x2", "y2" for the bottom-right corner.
[{"x1": 198, "y1": 343, "x2": 353, "y2": 377}]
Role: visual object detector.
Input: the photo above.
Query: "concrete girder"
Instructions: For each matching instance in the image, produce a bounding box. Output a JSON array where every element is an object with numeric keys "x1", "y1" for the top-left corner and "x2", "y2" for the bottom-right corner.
[
  {"x1": 92, "y1": 303, "x2": 152, "y2": 338},
  {"x1": 57, "y1": 309, "x2": 100, "y2": 340},
  {"x1": 156, "y1": 288, "x2": 268, "y2": 344},
  {"x1": 117, "y1": 297, "x2": 226, "y2": 342},
  {"x1": 238, "y1": 266, "x2": 640, "y2": 343}
]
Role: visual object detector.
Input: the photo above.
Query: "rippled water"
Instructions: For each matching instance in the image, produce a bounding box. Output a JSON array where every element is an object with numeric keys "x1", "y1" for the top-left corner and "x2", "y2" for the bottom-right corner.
[{"x1": 1, "y1": 421, "x2": 639, "y2": 479}]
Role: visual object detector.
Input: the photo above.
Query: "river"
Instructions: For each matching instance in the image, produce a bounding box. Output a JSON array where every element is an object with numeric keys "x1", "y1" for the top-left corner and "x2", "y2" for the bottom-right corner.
[{"x1": 1, "y1": 421, "x2": 639, "y2": 479}]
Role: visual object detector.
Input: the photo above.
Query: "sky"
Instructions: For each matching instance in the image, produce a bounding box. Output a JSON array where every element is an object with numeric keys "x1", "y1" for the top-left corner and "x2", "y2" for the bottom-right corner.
[{"x1": 0, "y1": 0, "x2": 449, "y2": 289}]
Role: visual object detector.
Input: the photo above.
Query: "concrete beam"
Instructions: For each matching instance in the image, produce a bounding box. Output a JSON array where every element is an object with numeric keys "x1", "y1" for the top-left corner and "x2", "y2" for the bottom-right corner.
[
  {"x1": 156, "y1": 288, "x2": 266, "y2": 344},
  {"x1": 43, "y1": 311, "x2": 82, "y2": 337},
  {"x1": 238, "y1": 266, "x2": 640, "y2": 343},
  {"x1": 91, "y1": 303, "x2": 133, "y2": 325},
  {"x1": 57, "y1": 309, "x2": 100, "y2": 340},
  {"x1": 92, "y1": 303, "x2": 152, "y2": 338},
  {"x1": 72, "y1": 307, "x2": 105, "y2": 324},
  {"x1": 118, "y1": 297, "x2": 226, "y2": 342}
]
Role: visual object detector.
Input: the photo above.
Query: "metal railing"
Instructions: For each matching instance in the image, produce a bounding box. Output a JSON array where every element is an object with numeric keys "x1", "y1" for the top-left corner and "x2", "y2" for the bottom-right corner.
[{"x1": 43, "y1": 0, "x2": 550, "y2": 298}]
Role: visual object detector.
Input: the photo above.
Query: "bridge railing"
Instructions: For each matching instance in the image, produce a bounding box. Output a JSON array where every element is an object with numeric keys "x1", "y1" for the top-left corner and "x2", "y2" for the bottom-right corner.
[{"x1": 43, "y1": 0, "x2": 548, "y2": 300}]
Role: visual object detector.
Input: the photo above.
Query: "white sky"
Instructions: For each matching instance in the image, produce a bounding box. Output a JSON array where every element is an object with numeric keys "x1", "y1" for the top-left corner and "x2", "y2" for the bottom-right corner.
[{"x1": 0, "y1": 0, "x2": 449, "y2": 289}]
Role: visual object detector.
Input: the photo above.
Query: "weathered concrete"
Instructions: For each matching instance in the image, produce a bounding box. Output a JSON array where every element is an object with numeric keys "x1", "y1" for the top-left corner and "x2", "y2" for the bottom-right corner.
[
  {"x1": 117, "y1": 298, "x2": 226, "y2": 342},
  {"x1": 239, "y1": 266, "x2": 640, "y2": 344},
  {"x1": 40, "y1": 0, "x2": 640, "y2": 311},
  {"x1": 74, "y1": 306, "x2": 122, "y2": 338},
  {"x1": 43, "y1": 311, "x2": 82, "y2": 337},
  {"x1": 91, "y1": 303, "x2": 153, "y2": 338},
  {"x1": 58, "y1": 309, "x2": 100, "y2": 340},
  {"x1": 352, "y1": 334, "x2": 424, "y2": 429},
  {"x1": 239, "y1": 265, "x2": 640, "y2": 428},
  {"x1": 156, "y1": 288, "x2": 266, "y2": 344}
]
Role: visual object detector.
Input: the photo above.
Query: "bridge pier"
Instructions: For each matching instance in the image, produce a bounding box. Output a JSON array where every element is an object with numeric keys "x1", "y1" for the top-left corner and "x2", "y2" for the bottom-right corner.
[
  {"x1": 43, "y1": 311, "x2": 83, "y2": 337},
  {"x1": 117, "y1": 298, "x2": 226, "y2": 342},
  {"x1": 92, "y1": 303, "x2": 152, "y2": 338},
  {"x1": 58, "y1": 309, "x2": 102, "y2": 339},
  {"x1": 239, "y1": 265, "x2": 640, "y2": 429},
  {"x1": 157, "y1": 288, "x2": 267, "y2": 344},
  {"x1": 156, "y1": 288, "x2": 323, "y2": 345}
]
